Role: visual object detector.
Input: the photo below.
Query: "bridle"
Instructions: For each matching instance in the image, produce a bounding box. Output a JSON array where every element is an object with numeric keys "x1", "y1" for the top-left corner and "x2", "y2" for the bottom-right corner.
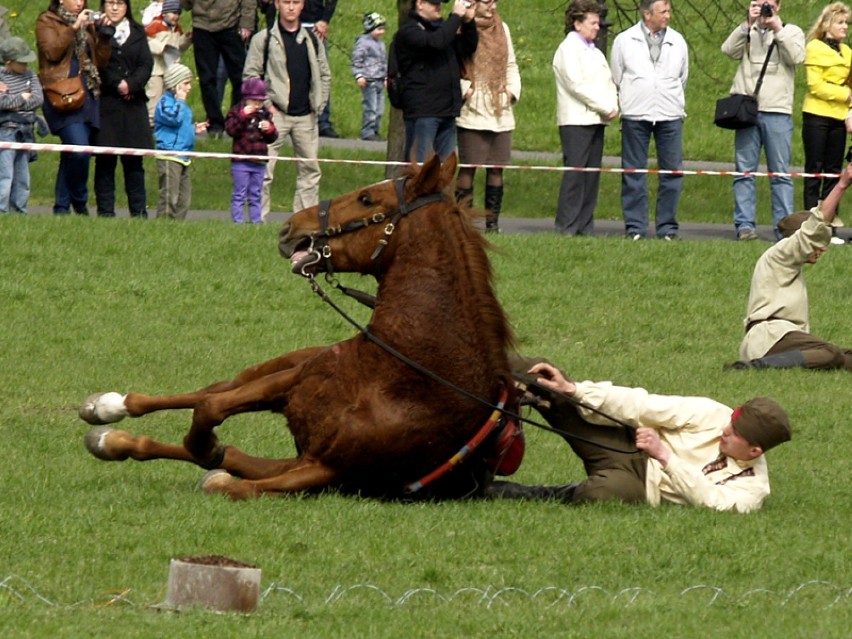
[
  {"x1": 297, "y1": 177, "x2": 445, "y2": 284},
  {"x1": 288, "y1": 178, "x2": 639, "y2": 480}
]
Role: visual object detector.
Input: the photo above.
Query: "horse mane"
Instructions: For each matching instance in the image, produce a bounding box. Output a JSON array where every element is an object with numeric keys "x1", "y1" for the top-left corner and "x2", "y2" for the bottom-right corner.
[{"x1": 443, "y1": 194, "x2": 516, "y2": 390}]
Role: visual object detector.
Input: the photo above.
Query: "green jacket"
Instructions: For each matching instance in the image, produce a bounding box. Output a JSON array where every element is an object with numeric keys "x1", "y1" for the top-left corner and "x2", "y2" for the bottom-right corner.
[{"x1": 181, "y1": 0, "x2": 257, "y2": 33}]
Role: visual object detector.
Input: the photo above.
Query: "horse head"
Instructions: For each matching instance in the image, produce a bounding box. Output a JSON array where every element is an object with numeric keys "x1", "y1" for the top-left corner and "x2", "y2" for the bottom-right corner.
[{"x1": 279, "y1": 154, "x2": 458, "y2": 277}]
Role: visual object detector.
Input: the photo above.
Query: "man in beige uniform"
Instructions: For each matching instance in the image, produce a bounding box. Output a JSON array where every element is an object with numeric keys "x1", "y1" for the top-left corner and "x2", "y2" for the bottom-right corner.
[
  {"x1": 725, "y1": 163, "x2": 852, "y2": 370},
  {"x1": 489, "y1": 364, "x2": 791, "y2": 513}
]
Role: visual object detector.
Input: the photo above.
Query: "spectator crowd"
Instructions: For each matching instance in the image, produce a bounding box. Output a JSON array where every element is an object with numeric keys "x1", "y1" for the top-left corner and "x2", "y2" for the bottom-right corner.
[{"x1": 0, "y1": 0, "x2": 849, "y2": 243}]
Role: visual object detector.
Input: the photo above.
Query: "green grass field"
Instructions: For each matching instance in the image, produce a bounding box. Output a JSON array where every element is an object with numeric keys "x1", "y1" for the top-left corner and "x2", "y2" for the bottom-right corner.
[
  {"x1": 0, "y1": 216, "x2": 849, "y2": 637},
  {"x1": 1, "y1": 2, "x2": 849, "y2": 636}
]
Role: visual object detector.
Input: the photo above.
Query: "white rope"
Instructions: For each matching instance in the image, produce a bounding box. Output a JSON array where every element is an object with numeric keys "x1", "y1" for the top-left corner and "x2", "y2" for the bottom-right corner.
[{"x1": 2, "y1": 576, "x2": 849, "y2": 610}]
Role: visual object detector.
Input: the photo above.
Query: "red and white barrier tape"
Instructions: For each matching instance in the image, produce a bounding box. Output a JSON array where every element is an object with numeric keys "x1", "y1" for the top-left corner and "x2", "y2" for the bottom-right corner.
[{"x1": 0, "y1": 140, "x2": 840, "y2": 179}]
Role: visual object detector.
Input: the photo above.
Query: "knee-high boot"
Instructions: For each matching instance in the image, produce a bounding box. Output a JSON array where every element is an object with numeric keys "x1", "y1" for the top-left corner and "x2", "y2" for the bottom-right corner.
[{"x1": 484, "y1": 184, "x2": 503, "y2": 234}]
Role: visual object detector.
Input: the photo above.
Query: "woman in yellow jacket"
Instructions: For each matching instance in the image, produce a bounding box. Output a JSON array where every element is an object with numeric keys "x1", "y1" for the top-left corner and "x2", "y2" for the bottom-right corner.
[{"x1": 802, "y1": 2, "x2": 852, "y2": 213}]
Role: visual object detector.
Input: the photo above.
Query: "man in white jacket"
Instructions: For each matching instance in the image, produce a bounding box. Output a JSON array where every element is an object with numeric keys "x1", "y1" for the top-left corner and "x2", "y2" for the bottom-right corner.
[
  {"x1": 489, "y1": 363, "x2": 791, "y2": 513},
  {"x1": 610, "y1": 0, "x2": 688, "y2": 240}
]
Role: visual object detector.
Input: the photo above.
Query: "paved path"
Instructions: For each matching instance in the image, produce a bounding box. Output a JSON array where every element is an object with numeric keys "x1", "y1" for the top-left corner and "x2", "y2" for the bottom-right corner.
[{"x1": 29, "y1": 137, "x2": 849, "y2": 242}]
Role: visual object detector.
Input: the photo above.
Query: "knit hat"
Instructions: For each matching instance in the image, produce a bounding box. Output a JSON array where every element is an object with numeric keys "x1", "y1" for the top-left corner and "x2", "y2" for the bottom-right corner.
[
  {"x1": 732, "y1": 397, "x2": 791, "y2": 453},
  {"x1": 241, "y1": 77, "x2": 268, "y2": 101},
  {"x1": 363, "y1": 12, "x2": 386, "y2": 33},
  {"x1": 0, "y1": 37, "x2": 36, "y2": 64},
  {"x1": 162, "y1": 0, "x2": 181, "y2": 14},
  {"x1": 164, "y1": 63, "x2": 193, "y2": 90}
]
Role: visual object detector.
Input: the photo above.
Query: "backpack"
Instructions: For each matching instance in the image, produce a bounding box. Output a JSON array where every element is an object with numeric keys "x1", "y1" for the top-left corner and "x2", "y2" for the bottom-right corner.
[{"x1": 386, "y1": 32, "x2": 405, "y2": 109}]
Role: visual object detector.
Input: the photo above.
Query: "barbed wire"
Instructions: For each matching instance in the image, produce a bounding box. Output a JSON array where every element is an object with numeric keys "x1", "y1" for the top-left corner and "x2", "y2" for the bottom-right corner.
[{"x1": 2, "y1": 574, "x2": 849, "y2": 610}]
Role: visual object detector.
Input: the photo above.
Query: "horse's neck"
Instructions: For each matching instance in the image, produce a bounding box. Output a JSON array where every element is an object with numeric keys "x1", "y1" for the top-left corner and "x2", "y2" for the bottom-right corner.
[{"x1": 369, "y1": 217, "x2": 510, "y2": 376}]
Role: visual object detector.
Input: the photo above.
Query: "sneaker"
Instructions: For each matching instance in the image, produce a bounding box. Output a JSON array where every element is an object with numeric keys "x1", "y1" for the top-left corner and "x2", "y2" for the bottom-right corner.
[
  {"x1": 737, "y1": 228, "x2": 759, "y2": 241},
  {"x1": 320, "y1": 128, "x2": 341, "y2": 139},
  {"x1": 661, "y1": 233, "x2": 679, "y2": 241},
  {"x1": 628, "y1": 233, "x2": 643, "y2": 241},
  {"x1": 830, "y1": 236, "x2": 845, "y2": 245},
  {"x1": 362, "y1": 134, "x2": 385, "y2": 142}
]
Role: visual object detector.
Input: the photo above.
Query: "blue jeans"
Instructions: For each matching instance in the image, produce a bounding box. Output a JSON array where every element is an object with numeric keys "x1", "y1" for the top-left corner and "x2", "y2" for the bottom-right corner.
[
  {"x1": 404, "y1": 117, "x2": 457, "y2": 163},
  {"x1": 621, "y1": 118, "x2": 683, "y2": 237},
  {"x1": 0, "y1": 127, "x2": 31, "y2": 213},
  {"x1": 54, "y1": 122, "x2": 93, "y2": 214},
  {"x1": 360, "y1": 80, "x2": 384, "y2": 139},
  {"x1": 733, "y1": 112, "x2": 793, "y2": 236}
]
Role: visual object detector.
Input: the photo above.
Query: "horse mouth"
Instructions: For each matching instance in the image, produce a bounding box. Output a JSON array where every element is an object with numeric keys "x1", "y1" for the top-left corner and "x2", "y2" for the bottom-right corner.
[{"x1": 279, "y1": 234, "x2": 321, "y2": 275}]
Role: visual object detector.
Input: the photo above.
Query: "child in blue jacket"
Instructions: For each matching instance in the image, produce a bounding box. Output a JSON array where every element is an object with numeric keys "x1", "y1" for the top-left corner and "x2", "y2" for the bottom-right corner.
[{"x1": 153, "y1": 63, "x2": 207, "y2": 219}]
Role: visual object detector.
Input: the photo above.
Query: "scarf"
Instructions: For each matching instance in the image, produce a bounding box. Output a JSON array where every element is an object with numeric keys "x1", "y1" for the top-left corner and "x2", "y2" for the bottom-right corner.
[
  {"x1": 114, "y1": 18, "x2": 131, "y2": 47},
  {"x1": 462, "y1": 13, "x2": 509, "y2": 116},
  {"x1": 56, "y1": 4, "x2": 101, "y2": 96}
]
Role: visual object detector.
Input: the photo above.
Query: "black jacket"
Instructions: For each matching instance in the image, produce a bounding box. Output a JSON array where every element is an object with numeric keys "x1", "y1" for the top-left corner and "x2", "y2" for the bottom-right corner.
[
  {"x1": 395, "y1": 12, "x2": 478, "y2": 119},
  {"x1": 93, "y1": 22, "x2": 153, "y2": 149}
]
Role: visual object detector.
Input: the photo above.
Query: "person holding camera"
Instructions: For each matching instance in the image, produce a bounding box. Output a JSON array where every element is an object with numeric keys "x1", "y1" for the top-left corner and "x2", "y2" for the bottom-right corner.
[
  {"x1": 394, "y1": 0, "x2": 478, "y2": 163},
  {"x1": 36, "y1": 0, "x2": 115, "y2": 215},
  {"x1": 722, "y1": 0, "x2": 805, "y2": 241},
  {"x1": 802, "y1": 2, "x2": 852, "y2": 233}
]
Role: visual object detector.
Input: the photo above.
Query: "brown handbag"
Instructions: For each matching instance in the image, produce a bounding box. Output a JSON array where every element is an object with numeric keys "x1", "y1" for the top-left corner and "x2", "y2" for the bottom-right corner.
[{"x1": 44, "y1": 76, "x2": 86, "y2": 113}]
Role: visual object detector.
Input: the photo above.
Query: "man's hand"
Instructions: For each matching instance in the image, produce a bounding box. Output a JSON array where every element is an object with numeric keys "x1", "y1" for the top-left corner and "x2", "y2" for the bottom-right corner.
[
  {"x1": 635, "y1": 427, "x2": 671, "y2": 466},
  {"x1": 528, "y1": 363, "x2": 576, "y2": 396},
  {"x1": 313, "y1": 21, "x2": 329, "y2": 41}
]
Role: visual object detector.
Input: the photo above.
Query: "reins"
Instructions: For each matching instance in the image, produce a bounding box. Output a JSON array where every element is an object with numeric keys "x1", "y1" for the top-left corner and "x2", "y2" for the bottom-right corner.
[{"x1": 294, "y1": 179, "x2": 639, "y2": 456}]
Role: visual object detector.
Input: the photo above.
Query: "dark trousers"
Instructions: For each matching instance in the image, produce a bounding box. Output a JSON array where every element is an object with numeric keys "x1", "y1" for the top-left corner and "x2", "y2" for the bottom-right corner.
[
  {"x1": 802, "y1": 112, "x2": 847, "y2": 210},
  {"x1": 555, "y1": 124, "x2": 604, "y2": 235},
  {"x1": 768, "y1": 330, "x2": 852, "y2": 370},
  {"x1": 94, "y1": 154, "x2": 147, "y2": 217},
  {"x1": 193, "y1": 27, "x2": 247, "y2": 132},
  {"x1": 538, "y1": 392, "x2": 648, "y2": 503}
]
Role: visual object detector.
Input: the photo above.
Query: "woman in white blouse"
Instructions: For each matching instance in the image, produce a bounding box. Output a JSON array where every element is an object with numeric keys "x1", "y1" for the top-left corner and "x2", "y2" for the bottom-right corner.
[{"x1": 552, "y1": 0, "x2": 618, "y2": 235}]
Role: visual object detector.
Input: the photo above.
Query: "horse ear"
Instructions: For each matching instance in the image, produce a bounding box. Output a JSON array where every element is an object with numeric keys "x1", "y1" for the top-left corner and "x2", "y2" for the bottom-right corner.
[
  {"x1": 441, "y1": 152, "x2": 458, "y2": 187},
  {"x1": 412, "y1": 154, "x2": 443, "y2": 196}
]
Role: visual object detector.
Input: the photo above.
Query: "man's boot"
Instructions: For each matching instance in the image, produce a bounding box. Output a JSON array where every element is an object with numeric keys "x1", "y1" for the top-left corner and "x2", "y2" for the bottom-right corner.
[
  {"x1": 485, "y1": 480, "x2": 578, "y2": 503},
  {"x1": 724, "y1": 350, "x2": 807, "y2": 370},
  {"x1": 455, "y1": 186, "x2": 474, "y2": 208},
  {"x1": 484, "y1": 184, "x2": 503, "y2": 234}
]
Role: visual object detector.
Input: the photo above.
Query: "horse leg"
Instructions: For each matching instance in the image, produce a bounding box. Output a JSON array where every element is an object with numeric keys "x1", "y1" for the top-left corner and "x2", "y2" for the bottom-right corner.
[
  {"x1": 201, "y1": 457, "x2": 339, "y2": 501},
  {"x1": 84, "y1": 363, "x2": 309, "y2": 469},
  {"x1": 79, "y1": 346, "x2": 325, "y2": 425}
]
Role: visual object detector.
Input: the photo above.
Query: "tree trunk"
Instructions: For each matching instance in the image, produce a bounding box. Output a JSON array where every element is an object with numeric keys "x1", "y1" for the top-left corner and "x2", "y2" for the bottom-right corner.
[{"x1": 386, "y1": 0, "x2": 413, "y2": 179}]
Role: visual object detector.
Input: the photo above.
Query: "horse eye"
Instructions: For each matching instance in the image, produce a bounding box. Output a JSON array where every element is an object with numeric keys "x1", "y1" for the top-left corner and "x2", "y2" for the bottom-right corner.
[{"x1": 358, "y1": 192, "x2": 373, "y2": 207}]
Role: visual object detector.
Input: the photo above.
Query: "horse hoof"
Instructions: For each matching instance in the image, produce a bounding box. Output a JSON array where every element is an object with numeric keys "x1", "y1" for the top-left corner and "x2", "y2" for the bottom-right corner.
[
  {"x1": 200, "y1": 469, "x2": 234, "y2": 494},
  {"x1": 79, "y1": 392, "x2": 129, "y2": 425},
  {"x1": 84, "y1": 426, "x2": 130, "y2": 461}
]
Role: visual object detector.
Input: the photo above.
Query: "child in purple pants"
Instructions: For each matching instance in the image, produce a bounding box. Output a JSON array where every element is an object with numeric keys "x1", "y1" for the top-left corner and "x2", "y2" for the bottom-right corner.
[{"x1": 225, "y1": 78, "x2": 278, "y2": 223}]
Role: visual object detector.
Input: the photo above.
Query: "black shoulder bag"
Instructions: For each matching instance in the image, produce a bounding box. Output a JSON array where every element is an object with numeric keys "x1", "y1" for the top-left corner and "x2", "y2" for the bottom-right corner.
[{"x1": 714, "y1": 41, "x2": 776, "y2": 130}]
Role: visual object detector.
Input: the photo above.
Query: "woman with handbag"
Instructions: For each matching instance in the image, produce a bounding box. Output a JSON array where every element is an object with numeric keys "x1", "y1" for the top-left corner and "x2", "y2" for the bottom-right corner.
[
  {"x1": 36, "y1": 0, "x2": 114, "y2": 215},
  {"x1": 92, "y1": 0, "x2": 153, "y2": 218},
  {"x1": 802, "y1": 2, "x2": 852, "y2": 232}
]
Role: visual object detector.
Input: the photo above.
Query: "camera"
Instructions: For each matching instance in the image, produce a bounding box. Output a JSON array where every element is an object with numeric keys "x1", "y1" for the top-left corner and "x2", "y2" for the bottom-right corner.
[
  {"x1": 89, "y1": 11, "x2": 103, "y2": 22},
  {"x1": 760, "y1": 2, "x2": 773, "y2": 18}
]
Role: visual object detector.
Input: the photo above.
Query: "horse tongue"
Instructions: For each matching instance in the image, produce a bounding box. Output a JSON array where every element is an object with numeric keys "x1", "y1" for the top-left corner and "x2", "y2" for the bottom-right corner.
[{"x1": 290, "y1": 250, "x2": 318, "y2": 275}]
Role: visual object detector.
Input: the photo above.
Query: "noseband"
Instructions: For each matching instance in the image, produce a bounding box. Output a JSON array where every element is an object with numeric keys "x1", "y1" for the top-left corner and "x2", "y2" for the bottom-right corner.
[{"x1": 303, "y1": 177, "x2": 445, "y2": 279}]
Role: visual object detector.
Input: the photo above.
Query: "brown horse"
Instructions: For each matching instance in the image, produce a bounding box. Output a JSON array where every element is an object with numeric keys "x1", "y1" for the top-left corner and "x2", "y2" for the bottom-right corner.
[{"x1": 78, "y1": 154, "x2": 522, "y2": 500}]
